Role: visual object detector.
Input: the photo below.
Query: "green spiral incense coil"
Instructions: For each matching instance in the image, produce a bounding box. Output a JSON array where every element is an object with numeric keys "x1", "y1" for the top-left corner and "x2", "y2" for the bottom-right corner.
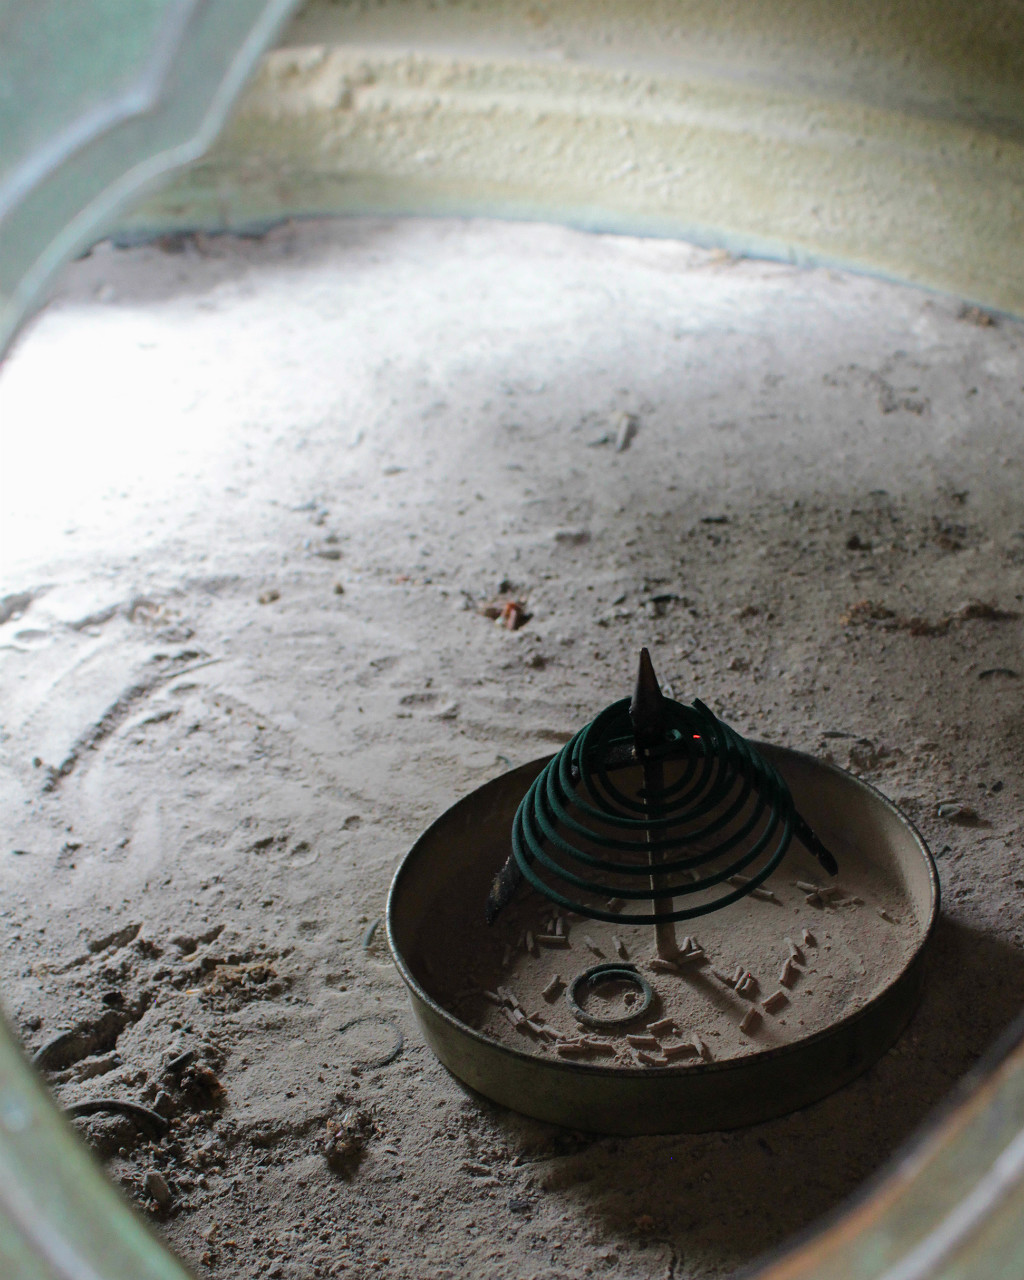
[
  {"x1": 487, "y1": 650, "x2": 837, "y2": 926},
  {"x1": 513, "y1": 695, "x2": 804, "y2": 923}
]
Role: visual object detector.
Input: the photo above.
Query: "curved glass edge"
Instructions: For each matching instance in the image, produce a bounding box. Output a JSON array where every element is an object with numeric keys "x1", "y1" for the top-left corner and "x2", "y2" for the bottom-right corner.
[
  {"x1": 0, "y1": 0, "x2": 301, "y2": 360},
  {"x1": 0, "y1": 3, "x2": 299, "y2": 1274},
  {"x1": 0, "y1": 1011, "x2": 192, "y2": 1279}
]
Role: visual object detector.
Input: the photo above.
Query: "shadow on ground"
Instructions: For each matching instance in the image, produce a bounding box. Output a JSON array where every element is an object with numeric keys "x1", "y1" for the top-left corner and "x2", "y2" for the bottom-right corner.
[{"x1": 466, "y1": 917, "x2": 1024, "y2": 1273}]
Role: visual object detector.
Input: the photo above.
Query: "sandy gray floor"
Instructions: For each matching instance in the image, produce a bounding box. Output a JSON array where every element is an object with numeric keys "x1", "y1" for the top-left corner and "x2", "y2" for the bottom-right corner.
[{"x1": 1, "y1": 218, "x2": 1023, "y2": 1279}]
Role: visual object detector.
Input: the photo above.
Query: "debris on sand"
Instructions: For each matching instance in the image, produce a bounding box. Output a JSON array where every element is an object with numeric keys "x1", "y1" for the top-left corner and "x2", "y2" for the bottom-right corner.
[
  {"x1": 958, "y1": 304, "x2": 997, "y2": 327},
  {"x1": 478, "y1": 598, "x2": 531, "y2": 631},
  {"x1": 841, "y1": 598, "x2": 1019, "y2": 636},
  {"x1": 953, "y1": 600, "x2": 1020, "y2": 622},
  {"x1": 164, "y1": 1048, "x2": 196, "y2": 1075},
  {"x1": 763, "y1": 991, "x2": 789, "y2": 1015},
  {"x1": 613, "y1": 411, "x2": 640, "y2": 452},
  {"x1": 180, "y1": 1063, "x2": 227, "y2": 1108},
  {"x1": 542, "y1": 974, "x2": 564, "y2": 999},
  {"x1": 65, "y1": 1098, "x2": 169, "y2": 1137},
  {"x1": 200, "y1": 958, "x2": 284, "y2": 1008},
  {"x1": 840, "y1": 600, "x2": 896, "y2": 626},
  {"x1": 323, "y1": 1107, "x2": 375, "y2": 1173},
  {"x1": 144, "y1": 1170, "x2": 173, "y2": 1208},
  {"x1": 937, "y1": 801, "x2": 986, "y2": 825}
]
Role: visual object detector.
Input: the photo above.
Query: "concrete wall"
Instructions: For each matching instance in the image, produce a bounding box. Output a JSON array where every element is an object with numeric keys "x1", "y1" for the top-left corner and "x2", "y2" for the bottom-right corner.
[{"x1": 122, "y1": 0, "x2": 1024, "y2": 313}]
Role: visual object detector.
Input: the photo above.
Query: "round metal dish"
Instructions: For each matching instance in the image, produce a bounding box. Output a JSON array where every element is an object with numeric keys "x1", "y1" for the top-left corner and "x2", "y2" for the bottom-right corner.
[{"x1": 387, "y1": 744, "x2": 939, "y2": 1134}]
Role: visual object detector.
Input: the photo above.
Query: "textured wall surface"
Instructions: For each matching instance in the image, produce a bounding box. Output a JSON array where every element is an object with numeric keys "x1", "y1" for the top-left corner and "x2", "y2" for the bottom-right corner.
[{"x1": 122, "y1": 0, "x2": 1024, "y2": 313}]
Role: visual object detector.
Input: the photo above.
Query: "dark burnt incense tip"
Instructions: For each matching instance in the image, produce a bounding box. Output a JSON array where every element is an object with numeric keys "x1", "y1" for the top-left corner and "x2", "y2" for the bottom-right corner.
[{"x1": 630, "y1": 647, "x2": 666, "y2": 751}]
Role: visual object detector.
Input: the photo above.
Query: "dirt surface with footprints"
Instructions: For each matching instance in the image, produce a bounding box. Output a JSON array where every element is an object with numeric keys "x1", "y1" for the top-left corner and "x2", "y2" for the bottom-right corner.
[{"x1": 1, "y1": 218, "x2": 1023, "y2": 1278}]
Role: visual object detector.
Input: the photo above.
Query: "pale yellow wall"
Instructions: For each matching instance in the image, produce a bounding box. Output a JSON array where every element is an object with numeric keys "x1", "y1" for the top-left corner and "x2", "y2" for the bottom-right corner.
[{"x1": 123, "y1": 0, "x2": 1024, "y2": 313}]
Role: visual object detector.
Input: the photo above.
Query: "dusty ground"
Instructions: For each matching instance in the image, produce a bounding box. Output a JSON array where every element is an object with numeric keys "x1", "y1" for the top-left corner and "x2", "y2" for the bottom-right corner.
[{"x1": 0, "y1": 217, "x2": 1023, "y2": 1279}]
